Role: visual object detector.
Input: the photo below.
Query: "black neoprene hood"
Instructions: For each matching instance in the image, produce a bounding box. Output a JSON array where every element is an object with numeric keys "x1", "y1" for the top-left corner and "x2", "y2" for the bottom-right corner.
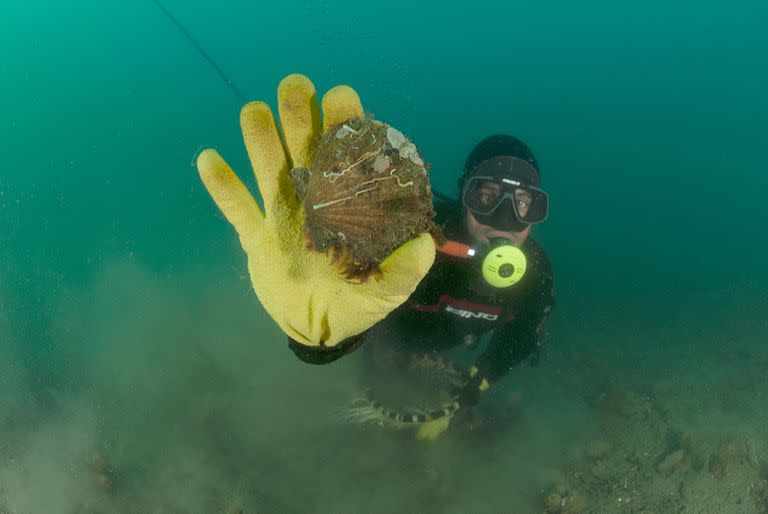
[{"x1": 461, "y1": 135, "x2": 541, "y2": 190}]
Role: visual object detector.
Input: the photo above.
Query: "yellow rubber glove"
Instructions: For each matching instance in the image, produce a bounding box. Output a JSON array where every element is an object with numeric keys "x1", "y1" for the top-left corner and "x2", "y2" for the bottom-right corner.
[
  {"x1": 415, "y1": 415, "x2": 452, "y2": 441},
  {"x1": 415, "y1": 367, "x2": 488, "y2": 441},
  {"x1": 196, "y1": 74, "x2": 436, "y2": 356}
]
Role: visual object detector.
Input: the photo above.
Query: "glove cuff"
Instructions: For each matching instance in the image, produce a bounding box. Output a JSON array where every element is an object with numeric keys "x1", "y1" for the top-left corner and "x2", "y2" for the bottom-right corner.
[{"x1": 287, "y1": 331, "x2": 368, "y2": 365}]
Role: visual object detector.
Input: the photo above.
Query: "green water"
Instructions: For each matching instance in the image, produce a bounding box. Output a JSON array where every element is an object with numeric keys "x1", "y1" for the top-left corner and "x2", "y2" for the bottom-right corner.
[{"x1": 1, "y1": 0, "x2": 767, "y2": 512}]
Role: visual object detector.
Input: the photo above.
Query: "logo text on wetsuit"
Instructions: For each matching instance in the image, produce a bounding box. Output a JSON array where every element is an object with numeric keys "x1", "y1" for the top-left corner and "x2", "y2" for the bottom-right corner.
[{"x1": 444, "y1": 305, "x2": 499, "y2": 321}]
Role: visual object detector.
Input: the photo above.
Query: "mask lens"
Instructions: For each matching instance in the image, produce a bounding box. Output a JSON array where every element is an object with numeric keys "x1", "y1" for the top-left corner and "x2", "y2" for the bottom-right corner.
[
  {"x1": 463, "y1": 178, "x2": 503, "y2": 214},
  {"x1": 463, "y1": 177, "x2": 549, "y2": 224},
  {"x1": 513, "y1": 186, "x2": 548, "y2": 223}
]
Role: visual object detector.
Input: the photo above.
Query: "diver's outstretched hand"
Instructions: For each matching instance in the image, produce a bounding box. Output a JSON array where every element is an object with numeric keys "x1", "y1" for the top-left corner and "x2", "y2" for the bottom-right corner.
[{"x1": 197, "y1": 74, "x2": 435, "y2": 356}]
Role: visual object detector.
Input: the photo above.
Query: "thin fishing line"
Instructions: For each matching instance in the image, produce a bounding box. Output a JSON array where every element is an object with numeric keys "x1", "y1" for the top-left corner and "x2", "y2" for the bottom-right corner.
[{"x1": 152, "y1": 0, "x2": 248, "y2": 104}]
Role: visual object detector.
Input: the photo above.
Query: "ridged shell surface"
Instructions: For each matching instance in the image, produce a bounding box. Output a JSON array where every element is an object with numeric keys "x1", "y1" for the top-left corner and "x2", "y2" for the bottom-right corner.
[{"x1": 302, "y1": 116, "x2": 434, "y2": 279}]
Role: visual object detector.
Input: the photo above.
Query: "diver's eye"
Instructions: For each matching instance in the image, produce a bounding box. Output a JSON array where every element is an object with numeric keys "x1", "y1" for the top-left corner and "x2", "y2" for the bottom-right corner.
[
  {"x1": 478, "y1": 191, "x2": 499, "y2": 206},
  {"x1": 515, "y1": 190, "x2": 532, "y2": 213},
  {"x1": 516, "y1": 196, "x2": 531, "y2": 217}
]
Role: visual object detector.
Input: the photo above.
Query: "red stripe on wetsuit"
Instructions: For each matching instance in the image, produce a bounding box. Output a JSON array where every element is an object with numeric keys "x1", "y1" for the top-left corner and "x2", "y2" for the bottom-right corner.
[{"x1": 408, "y1": 294, "x2": 516, "y2": 322}]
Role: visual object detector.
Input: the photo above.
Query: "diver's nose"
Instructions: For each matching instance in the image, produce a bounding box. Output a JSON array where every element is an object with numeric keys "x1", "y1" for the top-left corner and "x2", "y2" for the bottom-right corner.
[
  {"x1": 491, "y1": 199, "x2": 518, "y2": 230},
  {"x1": 498, "y1": 197, "x2": 516, "y2": 216}
]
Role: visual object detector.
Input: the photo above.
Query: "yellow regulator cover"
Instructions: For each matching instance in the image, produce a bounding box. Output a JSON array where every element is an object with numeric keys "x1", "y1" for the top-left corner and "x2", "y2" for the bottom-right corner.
[{"x1": 481, "y1": 245, "x2": 527, "y2": 288}]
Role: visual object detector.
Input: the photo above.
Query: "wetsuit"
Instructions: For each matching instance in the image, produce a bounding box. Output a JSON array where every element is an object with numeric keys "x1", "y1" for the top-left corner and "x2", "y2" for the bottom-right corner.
[
  {"x1": 288, "y1": 199, "x2": 554, "y2": 387},
  {"x1": 379, "y1": 199, "x2": 554, "y2": 386}
]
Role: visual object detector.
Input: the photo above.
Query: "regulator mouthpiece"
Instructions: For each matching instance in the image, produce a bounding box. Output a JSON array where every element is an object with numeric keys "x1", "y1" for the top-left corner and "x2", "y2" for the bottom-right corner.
[
  {"x1": 436, "y1": 238, "x2": 527, "y2": 289},
  {"x1": 480, "y1": 238, "x2": 527, "y2": 288}
]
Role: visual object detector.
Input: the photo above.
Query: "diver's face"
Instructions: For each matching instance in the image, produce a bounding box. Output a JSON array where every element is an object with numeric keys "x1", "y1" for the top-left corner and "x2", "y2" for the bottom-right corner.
[
  {"x1": 465, "y1": 209, "x2": 531, "y2": 247},
  {"x1": 472, "y1": 181, "x2": 534, "y2": 218},
  {"x1": 462, "y1": 178, "x2": 534, "y2": 247}
]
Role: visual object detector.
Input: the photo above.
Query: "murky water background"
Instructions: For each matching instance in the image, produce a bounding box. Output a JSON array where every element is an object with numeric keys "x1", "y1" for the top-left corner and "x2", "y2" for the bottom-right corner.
[{"x1": 2, "y1": 1, "x2": 767, "y2": 512}]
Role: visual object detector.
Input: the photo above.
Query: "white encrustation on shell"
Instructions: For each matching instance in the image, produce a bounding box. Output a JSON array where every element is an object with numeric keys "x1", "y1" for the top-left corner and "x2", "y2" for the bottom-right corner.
[
  {"x1": 372, "y1": 155, "x2": 391, "y2": 173},
  {"x1": 386, "y1": 126, "x2": 407, "y2": 149},
  {"x1": 335, "y1": 123, "x2": 359, "y2": 139},
  {"x1": 386, "y1": 127, "x2": 424, "y2": 165},
  {"x1": 399, "y1": 142, "x2": 424, "y2": 166}
]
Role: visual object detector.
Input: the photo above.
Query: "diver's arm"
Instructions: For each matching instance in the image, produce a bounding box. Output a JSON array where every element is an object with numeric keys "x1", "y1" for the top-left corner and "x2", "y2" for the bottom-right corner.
[
  {"x1": 445, "y1": 324, "x2": 543, "y2": 410},
  {"x1": 471, "y1": 271, "x2": 554, "y2": 386},
  {"x1": 448, "y1": 318, "x2": 541, "y2": 409},
  {"x1": 472, "y1": 319, "x2": 543, "y2": 384}
]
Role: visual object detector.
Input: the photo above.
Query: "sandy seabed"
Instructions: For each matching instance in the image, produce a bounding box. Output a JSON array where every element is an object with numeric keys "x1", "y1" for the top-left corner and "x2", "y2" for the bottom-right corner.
[{"x1": 1, "y1": 262, "x2": 766, "y2": 514}]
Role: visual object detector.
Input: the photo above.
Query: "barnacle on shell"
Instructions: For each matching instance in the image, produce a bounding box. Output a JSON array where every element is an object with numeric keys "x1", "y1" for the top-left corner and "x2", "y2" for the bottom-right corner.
[{"x1": 290, "y1": 116, "x2": 439, "y2": 281}]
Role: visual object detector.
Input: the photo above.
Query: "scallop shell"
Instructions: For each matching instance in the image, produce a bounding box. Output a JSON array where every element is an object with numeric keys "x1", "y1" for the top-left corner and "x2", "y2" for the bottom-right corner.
[{"x1": 297, "y1": 116, "x2": 436, "y2": 280}]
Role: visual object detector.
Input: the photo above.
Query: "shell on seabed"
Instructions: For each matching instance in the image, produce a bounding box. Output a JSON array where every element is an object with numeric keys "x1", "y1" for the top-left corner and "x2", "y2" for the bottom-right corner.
[{"x1": 291, "y1": 116, "x2": 439, "y2": 281}]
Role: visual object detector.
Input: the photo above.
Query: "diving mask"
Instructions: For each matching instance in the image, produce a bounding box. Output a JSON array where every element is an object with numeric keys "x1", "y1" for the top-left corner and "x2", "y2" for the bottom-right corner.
[{"x1": 462, "y1": 175, "x2": 549, "y2": 231}]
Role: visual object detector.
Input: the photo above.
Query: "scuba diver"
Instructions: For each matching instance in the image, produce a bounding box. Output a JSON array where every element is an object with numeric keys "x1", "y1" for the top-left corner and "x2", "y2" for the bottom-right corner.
[
  {"x1": 369, "y1": 134, "x2": 554, "y2": 407},
  {"x1": 197, "y1": 74, "x2": 552, "y2": 438},
  {"x1": 342, "y1": 135, "x2": 554, "y2": 439},
  {"x1": 285, "y1": 132, "x2": 554, "y2": 439},
  {"x1": 282, "y1": 133, "x2": 553, "y2": 368}
]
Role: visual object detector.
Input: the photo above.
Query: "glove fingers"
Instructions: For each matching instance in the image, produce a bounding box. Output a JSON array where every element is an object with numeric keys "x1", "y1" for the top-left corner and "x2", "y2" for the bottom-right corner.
[
  {"x1": 321, "y1": 85, "x2": 364, "y2": 131},
  {"x1": 240, "y1": 102, "x2": 294, "y2": 215},
  {"x1": 197, "y1": 149, "x2": 263, "y2": 238},
  {"x1": 277, "y1": 74, "x2": 322, "y2": 170},
  {"x1": 376, "y1": 232, "x2": 436, "y2": 293}
]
